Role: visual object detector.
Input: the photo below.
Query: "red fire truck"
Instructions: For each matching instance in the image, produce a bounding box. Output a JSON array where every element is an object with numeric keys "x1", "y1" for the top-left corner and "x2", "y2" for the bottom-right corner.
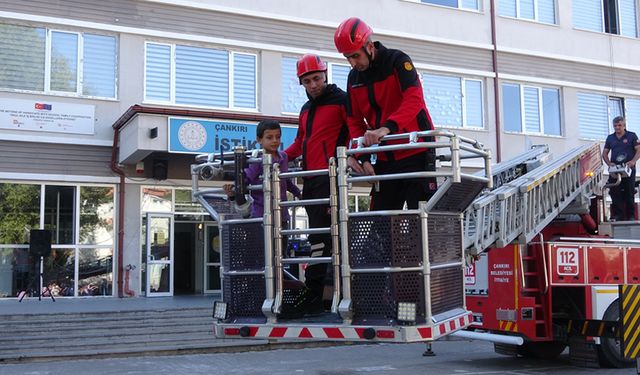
[
  {"x1": 463, "y1": 143, "x2": 640, "y2": 368},
  {"x1": 191, "y1": 131, "x2": 639, "y2": 368}
]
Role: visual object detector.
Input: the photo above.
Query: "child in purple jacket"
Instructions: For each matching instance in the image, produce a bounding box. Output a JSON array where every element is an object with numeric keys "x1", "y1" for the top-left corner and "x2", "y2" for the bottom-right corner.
[{"x1": 224, "y1": 119, "x2": 301, "y2": 219}]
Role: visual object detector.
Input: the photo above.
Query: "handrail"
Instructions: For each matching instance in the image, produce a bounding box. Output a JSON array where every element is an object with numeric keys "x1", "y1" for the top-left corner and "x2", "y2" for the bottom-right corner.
[
  {"x1": 539, "y1": 233, "x2": 549, "y2": 294},
  {"x1": 556, "y1": 237, "x2": 640, "y2": 245}
]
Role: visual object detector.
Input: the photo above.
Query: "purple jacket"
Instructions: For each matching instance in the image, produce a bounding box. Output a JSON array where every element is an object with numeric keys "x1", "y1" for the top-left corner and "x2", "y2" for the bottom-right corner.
[{"x1": 245, "y1": 150, "x2": 301, "y2": 220}]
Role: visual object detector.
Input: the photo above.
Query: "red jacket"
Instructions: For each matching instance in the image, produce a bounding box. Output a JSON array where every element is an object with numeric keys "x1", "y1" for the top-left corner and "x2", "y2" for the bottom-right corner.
[
  {"x1": 285, "y1": 84, "x2": 349, "y2": 170},
  {"x1": 346, "y1": 42, "x2": 434, "y2": 162}
]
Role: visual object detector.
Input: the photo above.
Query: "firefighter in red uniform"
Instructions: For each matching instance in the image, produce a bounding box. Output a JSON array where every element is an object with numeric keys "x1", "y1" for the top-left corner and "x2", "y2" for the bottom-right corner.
[
  {"x1": 334, "y1": 17, "x2": 438, "y2": 210},
  {"x1": 285, "y1": 54, "x2": 349, "y2": 312}
]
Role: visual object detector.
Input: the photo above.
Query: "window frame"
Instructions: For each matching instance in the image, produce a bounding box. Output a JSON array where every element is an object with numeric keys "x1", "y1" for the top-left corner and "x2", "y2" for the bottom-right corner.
[
  {"x1": 0, "y1": 181, "x2": 116, "y2": 298},
  {"x1": 573, "y1": 0, "x2": 638, "y2": 37},
  {"x1": 328, "y1": 62, "x2": 351, "y2": 90},
  {"x1": 0, "y1": 24, "x2": 118, "y2": 99},
  {"x1": 501, "y1": 82, "x2": 562, "y2": 136},
  {"x1": 404, "y1": 0, "x2": 481, "y2": 11},
  {"x1": 143, "y1": 41, "x2": 258, "y2": 111},
  {"x1": 421, "y1": 72, "x2": 485, "y2": 129},
  {"x1": 499, "y1": 0, "x2": 557, "y2": 24}
]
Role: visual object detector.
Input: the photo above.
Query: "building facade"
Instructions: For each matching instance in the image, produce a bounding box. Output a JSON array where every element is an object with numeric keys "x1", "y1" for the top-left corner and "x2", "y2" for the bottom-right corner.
[{"x1": 0, "y1": 0, "x2": 638, "y2": 298}]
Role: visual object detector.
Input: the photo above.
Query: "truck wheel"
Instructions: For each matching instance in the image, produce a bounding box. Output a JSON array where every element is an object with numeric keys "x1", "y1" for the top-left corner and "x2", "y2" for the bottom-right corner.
[
  {"x1": 518, "y1": 341, "x2": 566, "y2": 360},
  {"x1": 598, "y1": 299, "x2": 634, "y2": 368}
]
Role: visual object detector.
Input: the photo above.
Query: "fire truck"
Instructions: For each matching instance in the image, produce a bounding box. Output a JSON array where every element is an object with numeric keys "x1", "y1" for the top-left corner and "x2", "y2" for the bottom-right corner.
[{"x1": 191, "y1": 130, "x2": 640, "y2": 368}]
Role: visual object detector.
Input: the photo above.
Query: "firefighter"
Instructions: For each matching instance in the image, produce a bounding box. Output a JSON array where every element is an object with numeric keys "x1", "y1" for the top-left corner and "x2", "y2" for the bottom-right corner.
[
  {"x1": 334, "y1": 17, "x2": 438, "y2": 210},
  {"x1": 284, "y1": 54, "x2": 349, "y2": 313},
  {"x1": 602, "y1": 116, "x2": 640, "y2": 221}
]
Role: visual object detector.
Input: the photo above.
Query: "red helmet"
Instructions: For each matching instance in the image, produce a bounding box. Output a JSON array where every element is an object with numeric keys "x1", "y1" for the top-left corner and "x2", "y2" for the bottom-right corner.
[
  {"x1": 296, "y1": 54, "x2": 327, "y2": 80},
  {"x1": 334, "y1": 17, "x2": 373, "y2": 54}
]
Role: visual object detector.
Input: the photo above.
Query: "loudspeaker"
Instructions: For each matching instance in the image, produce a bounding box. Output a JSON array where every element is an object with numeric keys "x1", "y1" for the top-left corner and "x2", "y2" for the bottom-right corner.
[
  {"x1": 152, "y1": 159, "x2": 168, "y2": 180},
  {"x1": 29, "y1": 229, "x2": 52, "y2": 257}
]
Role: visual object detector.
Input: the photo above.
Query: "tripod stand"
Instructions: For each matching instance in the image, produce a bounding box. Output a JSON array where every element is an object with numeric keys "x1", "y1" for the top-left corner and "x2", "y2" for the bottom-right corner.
[{"x1": 18, "y1": 255, "x2": 55, "y2": 302}]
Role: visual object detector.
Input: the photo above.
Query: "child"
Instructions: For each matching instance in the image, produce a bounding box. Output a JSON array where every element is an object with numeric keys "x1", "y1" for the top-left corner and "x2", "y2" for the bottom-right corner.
[{"x1": 224, "y1": 119, "x2": 301, "y2": 220}]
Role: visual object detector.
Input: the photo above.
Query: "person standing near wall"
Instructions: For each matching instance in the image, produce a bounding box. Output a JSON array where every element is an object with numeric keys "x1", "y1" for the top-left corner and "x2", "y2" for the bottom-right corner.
[{"x1": 602, "y1": 116, "x2": 640, "y2": 221}]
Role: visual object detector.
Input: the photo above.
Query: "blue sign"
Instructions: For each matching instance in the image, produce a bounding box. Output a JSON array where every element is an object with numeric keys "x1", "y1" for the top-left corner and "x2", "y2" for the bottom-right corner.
[{"x1": 168, "y1": 117, "x2": 298, "y2": 154}]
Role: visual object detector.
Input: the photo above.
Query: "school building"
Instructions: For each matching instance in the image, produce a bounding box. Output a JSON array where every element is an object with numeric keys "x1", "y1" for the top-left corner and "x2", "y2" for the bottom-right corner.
[{"x1": 0, "y1": 0, "x2": 638, "y2": 298}]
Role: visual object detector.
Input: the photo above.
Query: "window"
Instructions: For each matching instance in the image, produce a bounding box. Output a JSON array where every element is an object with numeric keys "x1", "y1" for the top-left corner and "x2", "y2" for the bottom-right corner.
[
  {"x1": 578, "y1": 93, "x2": 640, "y2": 139},
  {"x1": 419, "y1": 0, "x2": 480, "y2": 11},
  {"x1": 422, "y1": 73, "x2": 484, "y2": 128},
  {"x1": 281, "y1": 57, "x2": 351, "y2": 114},
  {"x1": 145, "y1": 42, "x2": 257, "y2": 110},
  {"x1": 0, "y1": 184, "x2": 40, "y2": 244},
  {"x1": 329, "y1": 63, "x2": 351, "y2": 92},
  {"x1": 502, "y1": 83, "x2": 561, "y2": 136},
  {"x1": 573, "y1": 0, "x2": 638, "y2": 37},
  {"x1": 626, "y1": 98, "x2": 640, "y2": 133},
  {"x1": 281, "y1": 57, "x2": 308, "y2": 114},
  {"x1": 348, "y1": 194, "x2": 371, "y2": 212},
  {"x1": 499, "y1": 0, "x2": 556, "y2": 24},
  {"x1": 0, "y1": 24, "x2": 117, "y2": 97},
  {"x1": 609, "y1": 97, "x2": 624, "y2": 120},
  {"x1": 0, "y1": 182, "x2": 115, "y2": 298},
  {"x1": 578, "y1": 92, "x2": 611, "y2": 139}
]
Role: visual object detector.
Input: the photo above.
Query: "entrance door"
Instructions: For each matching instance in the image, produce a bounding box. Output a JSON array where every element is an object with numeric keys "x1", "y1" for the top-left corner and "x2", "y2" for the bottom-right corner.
[
  {"x1": 204, "y1": 224, "x2": 221, "y2": 293},
  {"x1": 146, "y1": 213, "x2": 173, "y2": 296}
]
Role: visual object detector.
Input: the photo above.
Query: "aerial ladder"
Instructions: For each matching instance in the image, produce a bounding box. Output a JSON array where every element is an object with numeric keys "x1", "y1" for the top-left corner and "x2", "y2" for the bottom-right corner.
[
  {"x1": 192, "y1": 132, "x2": 640, "y2": 368},
  {"x1": 459, "y1": 143, "x2": 640, "y2": 368},
  {"x1": 193, "y1": 130, "x2": 493, "y2": 342}
]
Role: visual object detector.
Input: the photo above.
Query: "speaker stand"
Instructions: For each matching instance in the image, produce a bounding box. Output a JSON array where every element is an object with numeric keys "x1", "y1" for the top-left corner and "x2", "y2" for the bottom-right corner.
[{"x1": 18, "y1": 256, "x2": 55, "y2": 302}]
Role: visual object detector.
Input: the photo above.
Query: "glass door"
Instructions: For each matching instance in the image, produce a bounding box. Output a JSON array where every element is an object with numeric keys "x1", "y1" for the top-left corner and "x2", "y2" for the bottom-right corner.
[
  {"x1": 146, "y1": 213, "x2": 173, "y2": 297},
  {"x1": 204, "y1": 224, "x2": 221, "y2": 293}
]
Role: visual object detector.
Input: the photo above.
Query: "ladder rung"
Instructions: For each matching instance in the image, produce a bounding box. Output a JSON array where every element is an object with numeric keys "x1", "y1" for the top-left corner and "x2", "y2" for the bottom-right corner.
[
  {"x1": 281, "y1": 227, "x2": 330, "y2": 236},
  {"x1": 522, "y1": 287, "x2": 540, "y2": 293},
  {"x1": 282, "y1": 257, "x2": 332, "y2": 265},
  {"x1": 280, "y1": 198, "x2": 330, "y2": 207},
  {"x1": 524, "y1": 272, "x2": 538, "y2": 276},
  {"x1": 522, "y1": 256, "x2": 536, "y2": 260}
]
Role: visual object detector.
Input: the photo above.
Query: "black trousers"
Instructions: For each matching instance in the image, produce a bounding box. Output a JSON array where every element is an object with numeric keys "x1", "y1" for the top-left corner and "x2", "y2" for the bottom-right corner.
[
  {"x1": 301, "y1": 175, "x2": 332, "y2": 297},
  {"x1": 609, "y1": 168, "x2": 637, "y2": 221},
  {"x1": 370, "y1": 150, "x2": 438, "y2": 210}
]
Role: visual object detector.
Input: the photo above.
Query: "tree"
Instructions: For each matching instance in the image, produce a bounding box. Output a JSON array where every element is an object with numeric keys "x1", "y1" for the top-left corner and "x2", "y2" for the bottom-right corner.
[{"x1": 0, "y1": 184, "x2": 40, "y2": 245}]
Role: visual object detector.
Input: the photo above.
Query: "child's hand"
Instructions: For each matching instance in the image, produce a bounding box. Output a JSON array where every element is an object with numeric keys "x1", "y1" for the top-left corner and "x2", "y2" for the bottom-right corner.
[{"x1": 223, "y1": 184, "x2": 235, "y2": 197}]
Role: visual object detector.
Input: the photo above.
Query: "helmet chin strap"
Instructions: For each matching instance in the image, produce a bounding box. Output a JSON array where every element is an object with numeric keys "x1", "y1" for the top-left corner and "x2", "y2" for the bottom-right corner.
[{"x1": 363, "y1": 44, "x2": 374, "y2": 66}]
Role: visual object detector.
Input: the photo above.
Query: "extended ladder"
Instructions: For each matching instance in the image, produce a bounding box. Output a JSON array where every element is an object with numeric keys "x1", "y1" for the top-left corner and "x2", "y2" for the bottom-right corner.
[{"x1": 464, "y1": 143, "x2": 603, "y2": 255}]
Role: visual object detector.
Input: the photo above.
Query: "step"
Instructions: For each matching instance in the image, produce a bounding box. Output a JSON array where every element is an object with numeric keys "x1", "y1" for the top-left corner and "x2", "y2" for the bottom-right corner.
[
  {"x1": 0, "y1": 331, "x2": 216, "y2": 352},
  {"x1": 0, "y1": 337, "x2": 324, "y2": 363},
  {"x1": 0, "y1": 323, "x2": 213, "y2": 345},
  {"x1": 0, "y1": 315, "x2": 211, "y2": 334},
  {"x1": 1, "y1": 308, "x2": 211, "y2": 323}
]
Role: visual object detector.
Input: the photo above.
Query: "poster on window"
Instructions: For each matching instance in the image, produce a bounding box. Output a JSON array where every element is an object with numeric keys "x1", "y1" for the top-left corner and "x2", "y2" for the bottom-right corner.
[
  {"x1": 0, "y1": 98, "x2": 95, "y2": 135},
  {"x1": 168, "y1": 117, "x2": 297, "y2": 154}
]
